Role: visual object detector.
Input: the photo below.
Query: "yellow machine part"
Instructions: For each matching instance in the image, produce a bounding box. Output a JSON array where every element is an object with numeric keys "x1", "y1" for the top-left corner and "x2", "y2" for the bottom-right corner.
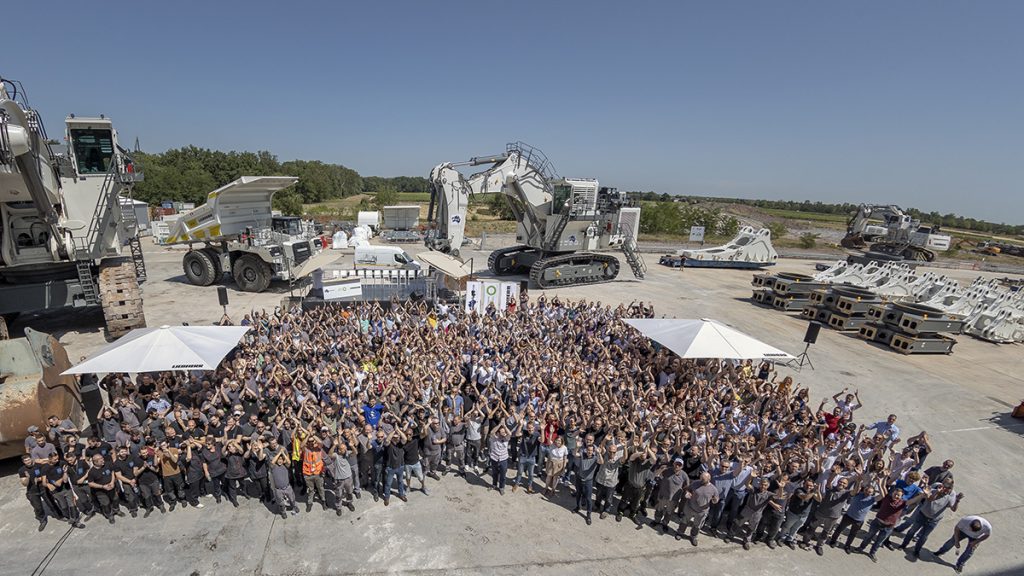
[{"x1": 0, "y1": 328, "x2": 83, "y2": 459}]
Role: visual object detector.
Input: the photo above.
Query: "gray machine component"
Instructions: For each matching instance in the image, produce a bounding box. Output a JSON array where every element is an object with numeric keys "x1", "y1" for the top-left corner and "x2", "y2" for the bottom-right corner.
[
  {"x1": 889, "y1": 333, "x2": 957, "y2": 355},
  {"x1": 0, "y1": 76, "x2": 146, "y2": 338},
  {"x1": 425, "y1": 142, "x2": 645, "y2": 289}
]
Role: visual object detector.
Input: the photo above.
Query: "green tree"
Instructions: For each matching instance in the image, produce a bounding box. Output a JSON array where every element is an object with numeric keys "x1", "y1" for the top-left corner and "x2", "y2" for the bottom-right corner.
[
  {"x1": 717, "y1": 216, "x2": 740, "y2": 237},
  {"x1": 798, "y1": 232, "x2": 819, "y2": 249},
  {"x1": 374, "y1": 187, "x2": 399, "y2": 209},
  {"x1": 766, "y1": 221, "x2": 788, "y2": 240},
  {"x1": 639, "y1": 201, "x2": 682, "y2": 234},
  {"x1": 273, "y1": 191, "x2": 303, "y2": 216},
  {"x1": 487, "y1": 194, "x2": 516, "y2": 220}
]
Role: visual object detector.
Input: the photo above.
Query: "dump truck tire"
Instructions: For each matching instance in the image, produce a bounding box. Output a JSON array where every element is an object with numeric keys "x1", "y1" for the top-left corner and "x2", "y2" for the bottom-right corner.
[
  {"x1": 99, "y1": 260, "x2": 146, "y2": 339},
  {"x1": 202, "y1": 248, "x2": 224, "y2": 280},
  {"x1": 183, "y1": 250, "x2": 218, "y2": 286},
  {"x1": 233, "y1": 254, "x2": 271, "y2": 293}
]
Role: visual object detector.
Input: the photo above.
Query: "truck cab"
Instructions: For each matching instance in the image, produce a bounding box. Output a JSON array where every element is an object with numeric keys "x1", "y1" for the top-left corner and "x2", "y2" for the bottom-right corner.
[
  {"x1": 354, "y1": 245, "x2": 421, "y2": 270},
  {"x1": 272, "y1": 216, "x2": 303, "y2": 236}
]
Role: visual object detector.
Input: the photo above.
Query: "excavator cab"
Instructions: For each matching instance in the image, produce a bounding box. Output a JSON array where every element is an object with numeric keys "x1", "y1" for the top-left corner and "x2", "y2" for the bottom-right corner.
[{"x1": 68, "y1": 126, "x2": 115, "y2": 175}]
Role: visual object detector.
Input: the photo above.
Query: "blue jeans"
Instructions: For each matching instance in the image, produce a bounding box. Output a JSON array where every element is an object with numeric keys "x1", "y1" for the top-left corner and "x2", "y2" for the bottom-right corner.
[
  {"x1": 780, "y1": 508, "x2": 811, "y2": 542},
  {"x1": 515, "y1": 456, "x2": 537, "y2": 488},
  {"x1": 575, "y1": 477, "x2": 594, "y2": 516},
  {"x1": 384, "y1": 466, "x2": 405, "y2": 500},
  {"x1": 538, "y1": 445, "x2": 550, "y2": 469},
  {"x1": 372, "y1": 461, "x2": 384, "y2": 495},
  {"x1": 899, "y1": 510, "x2": 940, "y2": 554},
  {"x1": 491, "y1": 458, "x2": 508, "y2": 490},
  {"x1": 404, "y1": 461, "x2": 424, "y2": 485},
  {"x1": 708, "y1": 497, "x2": 729, "y2": 531},
  {"x1": 935, "y1": 533, "x2": 979, "y2": 569},
  {"x1": 861, "y1": 518, "x2": 895, "y2": 554}
]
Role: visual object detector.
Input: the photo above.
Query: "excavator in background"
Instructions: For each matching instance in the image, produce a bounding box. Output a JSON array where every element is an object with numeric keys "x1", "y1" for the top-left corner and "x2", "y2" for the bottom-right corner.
[
  {"x1": 840, "y1": 203, "x2": 951, "y2": 262},
  {"x1": 425, "y1": 142, "x2": 645, "y2": 288},
  {"x1": 0, "y1": 76, "x2": 146, "y2": 339}
]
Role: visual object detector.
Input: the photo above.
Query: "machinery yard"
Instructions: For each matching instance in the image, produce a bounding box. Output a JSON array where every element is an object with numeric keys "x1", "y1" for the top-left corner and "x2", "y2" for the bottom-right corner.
[
  {"x1": 2, "y1": 238, "x2": 1022, "y2": 576},
  {"x1": 3, "y1": 6, "x2": 1023, "y2": 574}
]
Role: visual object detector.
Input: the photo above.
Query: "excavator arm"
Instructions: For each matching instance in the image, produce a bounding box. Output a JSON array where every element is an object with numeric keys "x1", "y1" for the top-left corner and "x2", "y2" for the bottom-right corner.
[
  {"x1": 425, "y1": 149, "x2": 552, "y2": 258},
  {"x1": 1, "y1": 79, "x2": 62, "y2": 226},
  {"x1": 840, "y1": 204, "x2": 906, "y2": 249}
]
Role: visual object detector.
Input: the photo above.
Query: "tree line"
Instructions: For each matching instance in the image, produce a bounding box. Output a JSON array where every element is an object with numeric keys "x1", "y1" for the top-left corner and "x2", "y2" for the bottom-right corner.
[
  {"x1": 132, "y1": 146, "x2": 429, "y2": 215},
  {"x1": 627, "y1": 192, "x2": 1022, "y2": 236},
  {"x1": 638, "y1": 201, "x2": 740, "y2": 238},
  {"x1": 131, "y1": 147, "x2": 1016, "y2": 236}
]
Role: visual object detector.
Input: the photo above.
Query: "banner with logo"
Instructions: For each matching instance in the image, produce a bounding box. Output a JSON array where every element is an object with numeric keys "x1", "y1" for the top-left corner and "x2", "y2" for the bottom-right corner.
[
  {"x1": 322, "y1": 278, "x2": 362, "y2": 301},
  {"x1": 465, "y1": 280, "x2": 520, "y2": 314}
]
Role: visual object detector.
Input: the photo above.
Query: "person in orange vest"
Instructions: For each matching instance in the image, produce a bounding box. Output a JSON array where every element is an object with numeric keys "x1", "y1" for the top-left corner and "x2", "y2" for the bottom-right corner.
[{"x1": 302, "y1": 435, "x2": 326, "y2": 513}]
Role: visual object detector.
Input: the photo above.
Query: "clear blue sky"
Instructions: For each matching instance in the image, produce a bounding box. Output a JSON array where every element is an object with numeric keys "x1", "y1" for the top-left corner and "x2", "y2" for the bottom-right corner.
[{"x1": 7, "y1": 1, "x2": 1022, "y2": 223}]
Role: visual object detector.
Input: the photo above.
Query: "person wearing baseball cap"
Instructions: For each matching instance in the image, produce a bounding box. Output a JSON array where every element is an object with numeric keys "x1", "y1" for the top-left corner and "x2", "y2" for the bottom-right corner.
[{"x1": 650, "y1": 457, "x2": 687, "y2": 532}]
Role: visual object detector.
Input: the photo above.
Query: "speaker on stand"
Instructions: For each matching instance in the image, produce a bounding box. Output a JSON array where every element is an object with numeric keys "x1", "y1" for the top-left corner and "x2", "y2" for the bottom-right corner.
[
  {"x1": 790, "y1": 321, "x2": 821, "y2": 371},
  {"x1": 217, "y1": 286, "x2": 230, "y2": 323}
]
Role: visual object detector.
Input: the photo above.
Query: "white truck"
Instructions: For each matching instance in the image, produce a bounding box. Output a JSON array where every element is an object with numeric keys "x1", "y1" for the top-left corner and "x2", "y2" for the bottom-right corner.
[
  {"x1": 163, "y1": 176, "x2": 326, "y2": 292},
  {"x1": 354, "y1": 245, "x2": 421, "y2": 270}
]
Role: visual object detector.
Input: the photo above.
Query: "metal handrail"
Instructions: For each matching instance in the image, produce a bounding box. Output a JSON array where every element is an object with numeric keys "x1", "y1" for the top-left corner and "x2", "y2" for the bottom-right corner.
[
  {"x1": 74, "y1": 150, "x2": 138, "y2": 259},
  {"x1": 506, "y1": 141, "x2": 559, "y2": 182}
]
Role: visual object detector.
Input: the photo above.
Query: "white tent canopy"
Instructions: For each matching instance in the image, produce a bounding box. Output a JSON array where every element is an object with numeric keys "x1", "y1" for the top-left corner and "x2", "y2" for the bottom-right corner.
[
  {"x1": 61, "y1": 325, "x2": 250, "y2": 375},
  {"x1": 623, "y1": 318, "x2": 794, "y2": 360}
]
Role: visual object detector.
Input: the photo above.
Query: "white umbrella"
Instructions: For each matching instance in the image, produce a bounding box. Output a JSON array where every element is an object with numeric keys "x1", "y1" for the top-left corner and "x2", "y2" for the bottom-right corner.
[
  {"x1": 623, "y1": 318, "x2": 794, "y2": 360},
  {"x1": 61, "y1": 325, "x2": 250, "y2": 375}
]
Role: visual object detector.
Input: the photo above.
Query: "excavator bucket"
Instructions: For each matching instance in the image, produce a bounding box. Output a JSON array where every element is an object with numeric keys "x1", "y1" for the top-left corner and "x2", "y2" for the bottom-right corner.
[{"x1": 0, "y1": 328, "x2": 83, "y2": 459}]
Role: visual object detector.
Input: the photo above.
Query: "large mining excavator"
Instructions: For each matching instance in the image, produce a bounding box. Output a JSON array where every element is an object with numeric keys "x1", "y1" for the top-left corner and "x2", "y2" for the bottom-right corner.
[
  {"x1": 0, "y1": 76, "x2": 146, "y2": 338},
  {"x1": 840, "y1": 203, "x2": 951, "y2": 262},
  {"x1": 425, "y1": 142, "x2": 645, "y2": 288}
]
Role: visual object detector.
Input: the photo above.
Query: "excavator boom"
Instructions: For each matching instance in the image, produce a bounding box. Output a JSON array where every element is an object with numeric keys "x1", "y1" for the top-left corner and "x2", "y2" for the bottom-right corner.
[{"x1": 425, "y1": 142, "x2": 644, "y2": 287}]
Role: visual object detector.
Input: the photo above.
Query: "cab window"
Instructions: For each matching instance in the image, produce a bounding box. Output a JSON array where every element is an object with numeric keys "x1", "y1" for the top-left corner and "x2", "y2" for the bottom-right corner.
[{"x1": 70, "y1": 128, "x2": 114, "y2": 174}]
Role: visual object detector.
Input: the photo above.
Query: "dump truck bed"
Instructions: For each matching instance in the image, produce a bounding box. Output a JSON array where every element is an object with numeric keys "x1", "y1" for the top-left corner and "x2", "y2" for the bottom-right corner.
[{"x1": 163, "y1": 176, "x2": 298, "y2": 245}]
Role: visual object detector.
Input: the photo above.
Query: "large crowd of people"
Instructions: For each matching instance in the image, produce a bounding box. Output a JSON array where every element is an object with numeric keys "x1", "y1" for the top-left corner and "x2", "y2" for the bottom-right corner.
[{"x1": 19, "y1": 295, "x2": 990, "y2": 573}]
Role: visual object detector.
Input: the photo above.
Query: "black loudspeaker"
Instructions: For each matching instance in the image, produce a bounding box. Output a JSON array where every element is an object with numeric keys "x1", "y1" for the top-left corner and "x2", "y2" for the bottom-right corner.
[
  {"x1": 217, "y1": 286, "x2": 229, "y2": 307},
  {"x1": 519, "y1": 280, "x2": 528, "y2": 292},
  {"x1": 804, "y1": 321, "x2": 822, "y2": 344}
]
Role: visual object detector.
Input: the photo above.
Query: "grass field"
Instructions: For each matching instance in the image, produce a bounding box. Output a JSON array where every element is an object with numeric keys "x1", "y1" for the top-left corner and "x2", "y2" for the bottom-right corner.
[
  {"x1": 395, "y1": 192, "x2": 431, "y2": 202},
  {"x1": 761, "y1": 208, "x2": 848, "y2": 223}
]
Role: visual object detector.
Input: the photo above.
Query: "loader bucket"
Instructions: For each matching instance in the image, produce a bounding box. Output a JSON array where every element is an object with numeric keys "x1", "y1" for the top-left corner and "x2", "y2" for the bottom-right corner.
[{"x1": 0, "y1": 328, "x2": 82, "y2": 459}]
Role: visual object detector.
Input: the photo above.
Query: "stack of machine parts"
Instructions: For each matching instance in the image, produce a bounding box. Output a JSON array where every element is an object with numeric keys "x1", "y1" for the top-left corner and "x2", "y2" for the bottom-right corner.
[
  {"x1": 751, "y1": 272, "x2": 828, "y2": 311},
  {"x1": 801, "y1": 285, "x2": 882, "y2": 333},
  {"x1": 751, "y1": 259, "x2": 1024, "y2": 352},
  {"x1": 859, "y1": 302, "x2": 964, "y2": 355}
]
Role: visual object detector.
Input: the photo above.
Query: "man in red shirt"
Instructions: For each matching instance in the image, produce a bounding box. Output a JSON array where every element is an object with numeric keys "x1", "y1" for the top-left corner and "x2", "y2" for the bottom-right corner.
[
  {"x1": 857, "y1": 485, "x2": 916, "y2": 562},
  {"x1": 818, "y1": 402, "x2": 845, "y2": 438}
]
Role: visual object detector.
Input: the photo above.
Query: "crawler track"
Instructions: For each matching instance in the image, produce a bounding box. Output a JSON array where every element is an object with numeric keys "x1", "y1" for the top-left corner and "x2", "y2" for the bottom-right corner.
[
  {"x1": 529, "y1": 252, "x2": 620, "y2": 289},
  {"x1": 487, "y1": 245, "x2": 532, "y2": 275},
  {"x1": 99, "y1": 260, "x2": 146, "y2": 338}
]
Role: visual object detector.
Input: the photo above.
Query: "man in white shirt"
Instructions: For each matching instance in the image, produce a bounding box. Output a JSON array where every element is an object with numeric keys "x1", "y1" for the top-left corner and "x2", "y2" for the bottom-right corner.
[{"x1": 933, "y1": 514, "x2": 991, "y2": 573}]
